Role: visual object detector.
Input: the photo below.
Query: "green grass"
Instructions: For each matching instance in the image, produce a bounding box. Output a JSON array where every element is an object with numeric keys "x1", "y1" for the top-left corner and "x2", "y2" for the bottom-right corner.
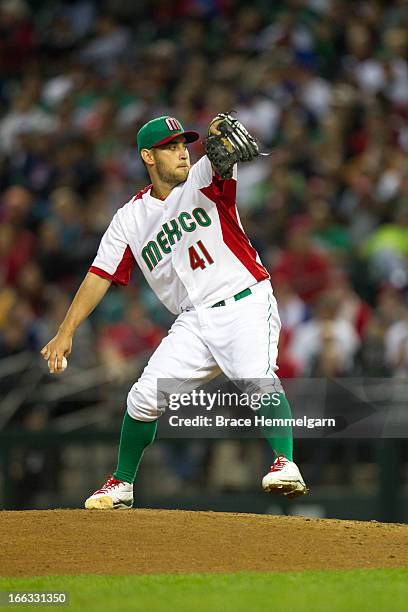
[{"x1": 1, "y1": 569, "x2": 407, "y2": 612}]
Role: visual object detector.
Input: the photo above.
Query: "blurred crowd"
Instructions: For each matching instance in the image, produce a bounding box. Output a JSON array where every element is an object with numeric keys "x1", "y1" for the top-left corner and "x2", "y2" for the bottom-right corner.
[{"x1": 1, "y1": 0, "x2": 408, "y2": 387}]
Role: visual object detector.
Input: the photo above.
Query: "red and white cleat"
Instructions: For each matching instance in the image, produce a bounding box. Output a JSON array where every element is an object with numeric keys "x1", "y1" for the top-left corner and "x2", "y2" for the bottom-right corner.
[
  {"x1": 85, "y1": 476, "x2": 133, "y2": 509},
  {"x1": 262, "y1": 454, "x2": 308, "y2": 499}
]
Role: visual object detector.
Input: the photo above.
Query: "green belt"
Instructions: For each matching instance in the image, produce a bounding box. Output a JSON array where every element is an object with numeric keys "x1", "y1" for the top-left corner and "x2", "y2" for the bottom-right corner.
[{"x1": 211, "y1": 287, "x2": 252, "y2": 308}]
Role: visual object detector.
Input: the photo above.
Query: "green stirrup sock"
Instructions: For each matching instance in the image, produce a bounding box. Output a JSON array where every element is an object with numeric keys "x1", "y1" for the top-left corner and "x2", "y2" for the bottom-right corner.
[
  {"x1": 113, "y1": 411, "x2": 157, "y2": 484},
  {"x1": 258, "y1": 392, "x2": 293, "y2": 461}
]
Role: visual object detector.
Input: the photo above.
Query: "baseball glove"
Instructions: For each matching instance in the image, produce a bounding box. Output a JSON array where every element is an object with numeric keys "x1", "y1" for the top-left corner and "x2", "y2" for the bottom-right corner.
[{"x1": 204, "y1": 113, "x2": 259, "y2": 179}]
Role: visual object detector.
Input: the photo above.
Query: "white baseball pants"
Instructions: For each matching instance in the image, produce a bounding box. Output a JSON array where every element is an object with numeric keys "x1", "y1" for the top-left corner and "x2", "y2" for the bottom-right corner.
[{"x1": 127, "y1": 279, "x2": 282, "y2": 421}]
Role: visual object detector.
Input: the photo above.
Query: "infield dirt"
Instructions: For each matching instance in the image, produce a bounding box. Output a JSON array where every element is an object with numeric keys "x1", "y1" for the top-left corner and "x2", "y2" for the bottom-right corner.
[{"x1": 1, "y1": 509, "x2": 407, "y2": 576}]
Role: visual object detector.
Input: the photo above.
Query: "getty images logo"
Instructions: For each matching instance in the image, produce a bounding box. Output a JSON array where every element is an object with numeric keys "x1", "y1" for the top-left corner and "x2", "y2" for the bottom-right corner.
[{"x1": 165, "y1": 117, "x2": 181, "y2": 131}]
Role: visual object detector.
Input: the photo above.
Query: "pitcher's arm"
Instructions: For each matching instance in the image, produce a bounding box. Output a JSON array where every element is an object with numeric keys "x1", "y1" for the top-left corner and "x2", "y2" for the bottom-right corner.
[{"x1": 40, "y1": 272, "x2": 111, "y2": 373}]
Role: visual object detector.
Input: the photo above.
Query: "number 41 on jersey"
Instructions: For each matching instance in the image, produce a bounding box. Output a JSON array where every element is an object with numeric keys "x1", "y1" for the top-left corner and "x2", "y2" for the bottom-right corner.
[{"x1": 189, "y1": 240, "x2": 214, "y2": 270}]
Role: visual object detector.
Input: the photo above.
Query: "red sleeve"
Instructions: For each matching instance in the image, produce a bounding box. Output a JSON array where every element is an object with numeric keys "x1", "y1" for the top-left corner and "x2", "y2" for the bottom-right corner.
[{"x1": 89, "y1": 245, "x2": 135, "y2": 286}]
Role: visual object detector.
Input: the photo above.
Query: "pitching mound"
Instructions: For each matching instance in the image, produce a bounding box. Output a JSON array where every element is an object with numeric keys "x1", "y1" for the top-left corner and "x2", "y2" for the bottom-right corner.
[{"x1": 1, "y1": 509, "x2": 407, "y2": 576}]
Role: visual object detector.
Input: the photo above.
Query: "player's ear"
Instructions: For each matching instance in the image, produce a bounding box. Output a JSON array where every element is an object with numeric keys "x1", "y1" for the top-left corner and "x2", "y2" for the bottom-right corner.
[{"x1": 141, "y1": 148, "x2": 155, "y2": 167}]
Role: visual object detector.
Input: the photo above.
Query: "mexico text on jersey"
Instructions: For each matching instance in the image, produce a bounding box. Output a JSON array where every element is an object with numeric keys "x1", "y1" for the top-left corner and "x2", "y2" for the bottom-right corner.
[{"x1": 89, "y1": 156, "x2": 270, "y2": 314}]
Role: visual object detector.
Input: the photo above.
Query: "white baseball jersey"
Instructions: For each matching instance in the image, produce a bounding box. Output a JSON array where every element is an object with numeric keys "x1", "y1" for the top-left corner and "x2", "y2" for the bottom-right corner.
[{"x1": 90, "y1": 155, "x2": 269, "y2": 313}]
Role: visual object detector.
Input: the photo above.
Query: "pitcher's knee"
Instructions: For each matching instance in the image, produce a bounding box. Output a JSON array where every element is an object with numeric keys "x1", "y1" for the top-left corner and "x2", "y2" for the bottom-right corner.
[{"x1": 127, "y1": 387, "x2": 165, "y2": 422}]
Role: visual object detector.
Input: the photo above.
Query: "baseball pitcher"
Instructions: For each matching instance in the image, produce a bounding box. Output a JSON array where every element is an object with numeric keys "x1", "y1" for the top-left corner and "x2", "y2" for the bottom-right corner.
[{"x1": 41, "y1": 114, "x2": 308, "y2": 509}]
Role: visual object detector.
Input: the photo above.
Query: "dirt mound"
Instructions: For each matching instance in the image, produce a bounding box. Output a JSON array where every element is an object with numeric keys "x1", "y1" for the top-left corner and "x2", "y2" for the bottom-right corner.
[{"x1": 1, "y1": 509, "x2": 407, "y2": 576}]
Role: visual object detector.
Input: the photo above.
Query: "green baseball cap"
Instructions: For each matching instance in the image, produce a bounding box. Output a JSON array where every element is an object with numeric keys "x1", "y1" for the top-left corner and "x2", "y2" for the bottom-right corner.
[{"x1": 137, "y1": 116, "x2": 200, "y2": 153}]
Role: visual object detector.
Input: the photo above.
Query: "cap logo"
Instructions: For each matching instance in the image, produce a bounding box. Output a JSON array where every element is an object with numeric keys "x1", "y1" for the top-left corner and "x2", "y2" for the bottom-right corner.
[{"x1": 165, "y1": 117, "x2": 181, "y2": 131}]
